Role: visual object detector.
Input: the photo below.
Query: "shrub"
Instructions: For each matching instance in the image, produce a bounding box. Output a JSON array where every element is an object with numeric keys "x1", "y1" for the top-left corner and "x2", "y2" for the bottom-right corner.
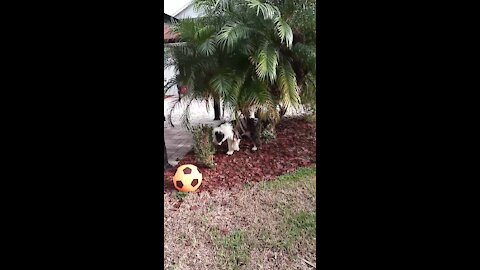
[
  {"x1": 305, "y1": 112, "x2": 316, "y2": 123},
  {"x1": 260, "y1": 121, "x2": 276, "y2": 143},
  {"x1": 192, "y1": 125, "x2": 215, "y2": 168},
  {"x1": 304, "y1": 106, "x2": 316, "y2": 123}
]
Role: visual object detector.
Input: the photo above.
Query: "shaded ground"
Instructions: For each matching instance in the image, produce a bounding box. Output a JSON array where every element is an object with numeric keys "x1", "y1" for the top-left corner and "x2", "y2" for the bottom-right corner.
[
  {"x1": 164, "y1": 116, "x2": 316, "y2": 194},
  {"x1": 164, "y1": 167, "x2": 317, "y2": 270}
]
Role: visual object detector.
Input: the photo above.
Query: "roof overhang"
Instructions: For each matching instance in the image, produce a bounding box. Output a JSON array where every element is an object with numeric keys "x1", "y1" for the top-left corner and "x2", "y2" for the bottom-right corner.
[{"x1": 171, "y1": 1, "x2": 194, "y2": 17}]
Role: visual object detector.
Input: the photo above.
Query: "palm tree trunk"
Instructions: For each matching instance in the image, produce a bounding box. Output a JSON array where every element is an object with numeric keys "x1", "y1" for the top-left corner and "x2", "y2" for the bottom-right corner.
[{"x1": 213, "y1": 97, "x2": 221, "y2": 120}]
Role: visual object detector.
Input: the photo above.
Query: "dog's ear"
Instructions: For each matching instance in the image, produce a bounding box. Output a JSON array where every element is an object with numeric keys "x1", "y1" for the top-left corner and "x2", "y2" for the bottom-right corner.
[{"x1": 214, "y1": 131, "x2": 224, "y2": 144}]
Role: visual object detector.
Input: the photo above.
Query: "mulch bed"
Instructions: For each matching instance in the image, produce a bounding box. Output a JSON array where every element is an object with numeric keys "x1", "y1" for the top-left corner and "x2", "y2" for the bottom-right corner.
[{"x1": 164, "y1": 116, "x2": 316, "y2": 194}]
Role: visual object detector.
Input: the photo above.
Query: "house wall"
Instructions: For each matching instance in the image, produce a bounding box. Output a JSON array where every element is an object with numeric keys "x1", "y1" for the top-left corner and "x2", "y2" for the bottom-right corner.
[
  {"x1": 175, "y1": 4, "x2": 204, "y2": 19},
  {"x1": 164, "y1": 47, "x2": 178, "y2": 96},
  {"x1": 164, "y1": 4, "x2": 204, "y2": 96}
]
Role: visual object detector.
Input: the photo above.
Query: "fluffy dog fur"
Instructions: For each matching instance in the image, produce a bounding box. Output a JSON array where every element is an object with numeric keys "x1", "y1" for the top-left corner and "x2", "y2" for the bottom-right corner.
[{"x1": 212, "y1": 116, "x2": 260, "y2": 155}]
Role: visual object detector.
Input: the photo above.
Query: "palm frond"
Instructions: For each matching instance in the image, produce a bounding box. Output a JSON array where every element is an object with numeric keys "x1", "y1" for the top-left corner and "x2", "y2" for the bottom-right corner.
[
  {"x1": 166, "y1": 0, "x2": 315, "y2": 129},
  {"x1": 213, "y1": 0, "x2": 231, "y2": 10},
  {"x1": 209, "y1": 72, "x2": 236, "y2": 98},
  {"x1": 249, "y1": 79, "x2": 274, "y2": 107},
  {"x1": 180, "y1": 99, "x2": 195, "y2": 131},
  {"x1": 166, "y1": 90, "x2": 198, "y2": 131},
  {"x1": 235, "y1": 77, "x2": 274, "y2": 113},
  {"x1": 194, "y1": 0, "x2": 217, "y2": 11},
  {"x1": 204, "y1": 96, "x2": 212, "y2": 113},
  {"x1": 171, "y1": 19, "x2": 198, "y2": 42},
  {"x1": 221, "y1": 72, "x2": 246, "y2": 112},
  {"x1": 194, "y1": 24, "x2": 216, "y2": 41},
  {"x1": 164, "y1": 77, "x2": 178, "y2": 94},
  {"x1": 274, "y1": 16, "x2": 293, "y2": 48},
  {"x1": 245, "y1": 0, "x2": 279, "y2": 20},
  {"x1": 292, "y1": 43, "x2": 316, "y2": 74},
  {"x1": 300, "y1": 72, "x2": 316, "y2": 109},
  {"x1": 197, "y1": 38, "x2": 217, "y2": 56},
  {"x1": 191, "y1": 24, "x2": 216, "y2": 56},
  {"x1": 216, "y1": 21, "x2": 252, "y2": 52},
  {"x1": 254, "y1": 41, "x2": 279, "y2": 82},
  {"x1": 277, "y1": 60, "x2": 301, "y2": 108}
]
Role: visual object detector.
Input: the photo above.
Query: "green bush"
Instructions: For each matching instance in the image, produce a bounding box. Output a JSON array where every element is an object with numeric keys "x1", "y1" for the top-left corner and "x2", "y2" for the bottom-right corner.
[
  {"x1": 261, "y1": 127, "x2": 276, "y2": 143},
  {"x1": 305, "y1": 112, "x2": 316, "y2": 123},
  {"x1": 257, "y1": 117, "x2": 275, "y2": 143},
  {"x1": 192, "y1": 125, "x2": 216, "y2": 168},
  {"x1": 304, "y1": 106, "x2": 316, "y2": 123}
]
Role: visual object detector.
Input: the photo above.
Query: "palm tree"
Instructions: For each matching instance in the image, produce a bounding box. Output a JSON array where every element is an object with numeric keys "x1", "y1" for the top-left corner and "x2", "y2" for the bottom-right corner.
[
  {"x1": 165, "y1": 0, "x2": 316, "y2": 133},
  {"x1": 213, "y1": 97, "x2": 221, "y2": 120}
]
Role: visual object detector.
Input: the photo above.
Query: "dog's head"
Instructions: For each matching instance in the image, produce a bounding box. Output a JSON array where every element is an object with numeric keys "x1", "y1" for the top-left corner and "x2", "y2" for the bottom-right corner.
[
  {"x1": 214, "y1": 131, "x2": 225, "y2": 145},
  {"x1": 212, "y1": 122, "x2": 234, "y2": 145}
]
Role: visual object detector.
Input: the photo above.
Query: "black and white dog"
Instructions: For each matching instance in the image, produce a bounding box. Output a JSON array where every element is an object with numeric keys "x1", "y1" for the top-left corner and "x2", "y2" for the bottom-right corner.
[{"x1": 212, "y1": 115, "x2": 261, "y2": 155}]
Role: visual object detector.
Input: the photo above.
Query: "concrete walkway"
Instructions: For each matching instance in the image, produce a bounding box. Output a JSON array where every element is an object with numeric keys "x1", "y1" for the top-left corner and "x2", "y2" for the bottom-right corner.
[
  {"x1": 164, "y1": 126, "x2": 192, "y2": 166},
  {"x1": 164, "y1": 97, "x2": 226, "y2": 166}
]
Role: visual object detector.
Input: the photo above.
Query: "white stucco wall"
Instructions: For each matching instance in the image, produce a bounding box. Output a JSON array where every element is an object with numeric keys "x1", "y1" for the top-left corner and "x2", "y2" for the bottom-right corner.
[
  {"x1": 175, "y1": 4, "x2": 204, "y2": 19},
  {"x1": 164, "y1": 3, "x2": 204, "y2": 96},
  {"x1": 164, "y1": 45, "x2": 177, "y2": 96}
]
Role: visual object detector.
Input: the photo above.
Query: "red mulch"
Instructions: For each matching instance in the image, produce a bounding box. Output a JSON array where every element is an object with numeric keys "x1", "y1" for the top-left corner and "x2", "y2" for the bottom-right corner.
[{"x1": 164, "y1": 116, "x2": 316, "y2": 194}]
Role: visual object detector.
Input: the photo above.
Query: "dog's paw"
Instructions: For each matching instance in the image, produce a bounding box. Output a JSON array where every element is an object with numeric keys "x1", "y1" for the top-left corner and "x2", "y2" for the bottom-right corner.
[
  {"x1": 252, "y1": 146, "x2": 257, "y2": 151},
  {"x1": 226, "y1": 151, "x2": 234, "y2": 155}
]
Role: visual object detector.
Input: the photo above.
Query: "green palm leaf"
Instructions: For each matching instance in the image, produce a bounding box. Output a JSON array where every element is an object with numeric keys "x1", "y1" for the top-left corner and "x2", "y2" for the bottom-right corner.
[
  {"x1": 277, "y1": 60, "x2": 301, "y2": 107},
  {"x1": 197, "y1": 38, "x2": 216, "y2": 56},
  {"x1": 274, "y1": 16, "x2": 293, "y2": 49},
  {"x1": 166, "y1": 0, "x2": 315, "y2": 129},
  {"x1": 209, "y1": 72, "x2": 235, "y2": 98},
  {"x1": 293, "y1": 43, "x2": 316, "y2": 73},
  {"x1": 245, "y1": 0, "x2": 278, "y2": 20},
  {"x1": 254, "y1": 41, "x2": 279, "y2": 82},
  {"x1": 216, "y1": 21, "x2": 252, "y2": 52}
]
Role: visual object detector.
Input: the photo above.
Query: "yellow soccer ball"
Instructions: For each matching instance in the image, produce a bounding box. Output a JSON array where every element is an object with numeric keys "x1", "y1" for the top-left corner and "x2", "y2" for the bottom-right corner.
[{"x1": 173, "y1": 164, "x2": 202, "y2": 192}]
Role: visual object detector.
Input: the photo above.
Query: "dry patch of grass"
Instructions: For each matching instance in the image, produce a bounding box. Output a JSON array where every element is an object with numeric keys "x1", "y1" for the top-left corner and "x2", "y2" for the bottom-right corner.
[{"x1": 164, "y1": 166, "x2": 316, "y2": 270}]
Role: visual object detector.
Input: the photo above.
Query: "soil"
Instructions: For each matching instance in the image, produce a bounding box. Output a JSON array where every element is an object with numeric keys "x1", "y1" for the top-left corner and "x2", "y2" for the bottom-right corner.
[{"x1": 163, "y1": 116, "x2": 316, "y2": 194}]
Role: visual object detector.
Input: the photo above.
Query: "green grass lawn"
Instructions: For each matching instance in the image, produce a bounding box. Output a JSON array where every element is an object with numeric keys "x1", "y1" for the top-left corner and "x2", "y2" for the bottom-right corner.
[{"x1": 164, "y1": 166, "x2": 316, "y2": 270}]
